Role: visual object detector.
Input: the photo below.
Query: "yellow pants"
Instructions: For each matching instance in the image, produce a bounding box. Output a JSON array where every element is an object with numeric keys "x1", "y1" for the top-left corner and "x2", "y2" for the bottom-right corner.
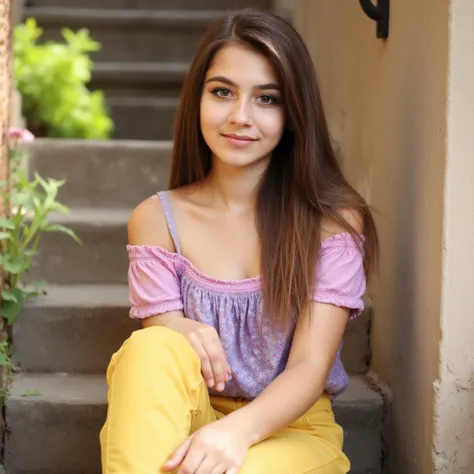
[{"x1": 100, "y1": 326, "x2": 350, "y2": 473}]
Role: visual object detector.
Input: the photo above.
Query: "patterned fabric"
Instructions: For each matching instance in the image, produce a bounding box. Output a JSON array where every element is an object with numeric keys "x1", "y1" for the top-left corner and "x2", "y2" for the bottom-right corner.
[{"x1": 127, "y1": 192, "x2": 366, "y2": 398}]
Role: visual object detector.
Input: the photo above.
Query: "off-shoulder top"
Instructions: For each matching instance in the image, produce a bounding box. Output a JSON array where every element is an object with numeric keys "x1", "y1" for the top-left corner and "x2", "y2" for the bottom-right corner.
[{"x1": 128, "y1": 191, "x2": 366, "y2": 398}]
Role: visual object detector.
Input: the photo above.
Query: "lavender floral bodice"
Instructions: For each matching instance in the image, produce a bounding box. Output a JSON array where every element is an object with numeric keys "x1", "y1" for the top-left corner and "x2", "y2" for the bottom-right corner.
[{"x1": 128, "y1": 192, "x2": 366, "y2": 399}]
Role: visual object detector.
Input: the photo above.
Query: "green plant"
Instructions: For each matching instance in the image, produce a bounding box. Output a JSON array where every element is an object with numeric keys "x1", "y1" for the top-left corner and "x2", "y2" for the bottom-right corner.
[
  {"x1": 21, "y1": 388, "x2": 42, "y2": 397},
  {"x1": 13, "y1": 18, "x2": 113, "y2": 139},
  {"x1": 0, "y1": 128, "x2": 82, "y2": 391}
]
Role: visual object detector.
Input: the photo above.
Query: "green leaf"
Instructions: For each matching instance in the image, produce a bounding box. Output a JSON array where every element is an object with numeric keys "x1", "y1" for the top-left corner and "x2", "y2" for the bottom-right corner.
[
  {"x1": 0, "y1": 218, "x2": 15, "y2": 230},
  {"x1": 23, "y1": 280, "x2": 47, "y2": 299},
  {"x1": 47, "y1": 201, "x2": 69, "y2": 215},
  {"x1": 0, "y1": 351, "x2": 10, "y2": 366},
  {"x1": 21, "y1": 388, "x2": 41, "y2": 397},
  {"x1": 24, "y1": 249, "x2": 39, "y2": 257},
  {"x1": 24, "y1": 290, "x2": 39, "y2": 299},
  {"x1": 3, "y1": 257, "x2": 23, "y2": 274},
  {"x1": 44, "y1": 224, "x2": 82, "y2": 244},
  {"x1": 0, "y1": 295, "x2": 24, "y2": 324},
  {"x1": 0, "y1": 232, "x2": 11, "y2": 240},
  {"x1": 32, "y1": 195, "x2": 42, "y2": 213},
  {"x1": 1, "y1": 289, "x2": 19, "y2": 303},
  {"x1": 33, "y1": 172, "x2": 48, "y2": 186}
]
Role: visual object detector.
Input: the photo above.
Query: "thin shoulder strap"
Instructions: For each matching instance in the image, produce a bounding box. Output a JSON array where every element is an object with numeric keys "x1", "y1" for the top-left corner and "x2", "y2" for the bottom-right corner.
[{"x1": 156, "y1": 191, "x2": 181, "y2": 255}]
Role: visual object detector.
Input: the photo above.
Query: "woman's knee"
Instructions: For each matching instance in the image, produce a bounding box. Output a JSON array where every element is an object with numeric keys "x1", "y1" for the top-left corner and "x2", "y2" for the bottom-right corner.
[
  {"x1": 114, "y1": 325, "x2": 199, "y2": 368},
  {"x1": 129, "y1": 325, "x2": 187, "y2": 349}
]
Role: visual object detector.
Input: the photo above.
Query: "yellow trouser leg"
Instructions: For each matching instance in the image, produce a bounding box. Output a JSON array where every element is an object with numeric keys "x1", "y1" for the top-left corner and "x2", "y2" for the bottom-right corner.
[
  {"x1": 100, "y1": 326, "x2": 216, "y2": 474},
  {"x1": 236, "y1": 395, "x2": 350, "y2": 474}
]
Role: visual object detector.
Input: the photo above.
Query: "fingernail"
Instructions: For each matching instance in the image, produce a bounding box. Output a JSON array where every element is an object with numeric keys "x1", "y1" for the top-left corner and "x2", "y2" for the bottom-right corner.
[
  {"x1": 217, "y1": 383, "x2": 225, "y2": 391},
  {"x1": 208, "y1": 379, "x2": 214, "y2": 387}
]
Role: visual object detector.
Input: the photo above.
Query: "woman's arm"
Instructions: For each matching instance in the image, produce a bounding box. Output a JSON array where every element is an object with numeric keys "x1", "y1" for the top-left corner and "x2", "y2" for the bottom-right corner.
[
  {"x1": 127, "y1": 197, "x2": 231, "y2": 390},
  {"x1": 224, "y1": 301, "x2": 350, "y2": 444},
  {"x1": 163, "y1": 301, "x2": 351, "y2": 474},
  {"x1": 226, "y1": 210, "x2": 365, "y2": 443},
  {"x1": 164, "y1": 211, "x2": 365, "y2": 472},
  {"x1": 128, "y1": 197, "x2": 186, "y2": 329}
]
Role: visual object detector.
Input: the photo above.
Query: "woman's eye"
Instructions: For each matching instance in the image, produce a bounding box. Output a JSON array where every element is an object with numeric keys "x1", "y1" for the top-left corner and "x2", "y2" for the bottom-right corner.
[
  {"x1": 212, "y1": 88, "x2": 233, "y2": 98},
  {"x1": 258, "y1": 95, "x2": 279, "y2": 105}
]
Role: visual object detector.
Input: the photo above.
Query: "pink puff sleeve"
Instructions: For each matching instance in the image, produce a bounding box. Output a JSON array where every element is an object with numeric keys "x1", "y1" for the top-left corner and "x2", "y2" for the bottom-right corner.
[
  {"x1": 312, "y1": 234, "x2": 366, "y2": 320},
  {"x1": 127, "y1": 246, "x2": 184, "y2": 320}
]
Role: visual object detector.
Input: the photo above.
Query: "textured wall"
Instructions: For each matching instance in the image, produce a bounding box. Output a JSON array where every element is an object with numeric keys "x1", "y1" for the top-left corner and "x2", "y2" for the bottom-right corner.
[
  {"x1": 275, "y1": 1, "x2": 449, "y2": 473},
  {"x1": 433, "y1": 2, "x2": 474, "y2": 472}
]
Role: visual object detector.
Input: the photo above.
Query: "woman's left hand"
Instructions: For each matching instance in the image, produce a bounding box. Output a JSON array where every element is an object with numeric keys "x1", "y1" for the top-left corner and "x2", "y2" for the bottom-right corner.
[{"x1": 162, "y1": 417, "x2": 252, "y2": 474}]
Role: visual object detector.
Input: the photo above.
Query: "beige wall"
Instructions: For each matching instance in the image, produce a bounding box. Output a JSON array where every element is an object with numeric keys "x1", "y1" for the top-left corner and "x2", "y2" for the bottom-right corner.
[
  {"x1": 433, "y1": 2, "x2": 474, "y2": 472},
  {"x1": 276, "y1": 1, "x2": 450, "y2": 472}
]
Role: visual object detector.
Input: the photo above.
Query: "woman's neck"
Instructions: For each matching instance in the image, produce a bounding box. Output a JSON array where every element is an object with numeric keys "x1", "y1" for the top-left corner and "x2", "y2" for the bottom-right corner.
[{"x1": 203, "y1": 156, "x2": 269, "y2": 213}]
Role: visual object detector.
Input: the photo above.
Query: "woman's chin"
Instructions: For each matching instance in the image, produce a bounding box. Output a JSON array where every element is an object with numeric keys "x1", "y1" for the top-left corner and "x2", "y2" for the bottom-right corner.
[{"x1": 212, "y1": 150, "x2": 270, "y2": 169}]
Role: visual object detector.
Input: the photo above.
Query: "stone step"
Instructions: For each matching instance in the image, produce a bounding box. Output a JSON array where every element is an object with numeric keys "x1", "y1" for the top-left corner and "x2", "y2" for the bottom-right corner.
[
  {"x1": 26, "y1": 139, "x2": 172, "y2": 209},
  {"x1": 4, "y1": 373, "x2": 383, "y2": 474},
  {"x1": 91, "y1": 62, "x2": 188, "y2": 139},
  {"x1": 107, "y1": 96, "x2": 179, "y2": 140},
  {"x1": 91, "y1": 62, "x2": 187, "y2": 110},
  {"x1": 13, "y1": 286, "x2": 371, "y2": 375},
  {"x1": 28, "y1": 8, "x2": 226, "y2": 63},
  {"x1": 13, "y1": 285, "x2": 137, "y2": 374},
  {"x1": 25, "y1": 0, "x2": 272, "y2": 10},
  {"x1": 92, "y1": 61, "x2": 188, "y2": 91},
  {"x1": 29, "y1": 208, "x2": 130, "y2": 285},
  {"x1": 4, "y1": 373, "x2": 106, "y2": 474}
]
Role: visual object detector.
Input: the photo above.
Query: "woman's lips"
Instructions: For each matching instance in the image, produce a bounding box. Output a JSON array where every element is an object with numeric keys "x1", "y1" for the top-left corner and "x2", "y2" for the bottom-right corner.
[{"x1": 222, "y1": 134, "x2": 258, "y2": 148}]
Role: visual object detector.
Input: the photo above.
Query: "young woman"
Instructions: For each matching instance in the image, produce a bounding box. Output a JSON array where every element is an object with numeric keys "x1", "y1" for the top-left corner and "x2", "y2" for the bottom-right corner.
[{"x1": 100, "y1": 8, "x2": 378, "y2": 474}]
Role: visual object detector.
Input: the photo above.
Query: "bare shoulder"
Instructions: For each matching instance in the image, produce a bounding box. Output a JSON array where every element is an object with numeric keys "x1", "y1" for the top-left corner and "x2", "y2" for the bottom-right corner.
[
  {"x1": 339, "y1": 208, "x2": 364, "y2": 234},
  {"x1": 321, "y1": 208, "x2": 364, "y2": 240},
  {"x1": 127, "y1": 195, "x2": 174, "y2": 250}
]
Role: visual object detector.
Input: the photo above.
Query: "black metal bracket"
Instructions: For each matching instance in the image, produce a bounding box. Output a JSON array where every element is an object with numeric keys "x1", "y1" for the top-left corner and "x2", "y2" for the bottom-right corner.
[{"x1": 359, "y1": 0, "x2": 390, "y2": 39}]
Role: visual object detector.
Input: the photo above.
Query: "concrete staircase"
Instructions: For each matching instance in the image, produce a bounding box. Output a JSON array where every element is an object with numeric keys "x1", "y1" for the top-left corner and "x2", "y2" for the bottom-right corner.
[{"x1": 5, "y1": 1, "x2": 386, "y2": 473}]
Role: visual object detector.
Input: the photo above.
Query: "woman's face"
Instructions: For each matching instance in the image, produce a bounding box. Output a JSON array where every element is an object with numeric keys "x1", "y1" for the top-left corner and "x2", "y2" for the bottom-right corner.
[{"x1": 200, "y1": 44, "x2": 285, "y2": 169}]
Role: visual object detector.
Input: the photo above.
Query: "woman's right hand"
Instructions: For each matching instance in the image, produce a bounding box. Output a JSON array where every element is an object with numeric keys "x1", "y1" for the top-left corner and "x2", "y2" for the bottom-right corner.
[{"x1": 165, "y1": 317, "x2": 232, "y2": 392}]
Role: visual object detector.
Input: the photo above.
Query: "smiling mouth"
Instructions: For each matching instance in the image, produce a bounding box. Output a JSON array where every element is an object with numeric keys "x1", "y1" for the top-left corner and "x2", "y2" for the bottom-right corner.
[{"x1": 222, "y1": 134, "x2": 258, "y2": 141}]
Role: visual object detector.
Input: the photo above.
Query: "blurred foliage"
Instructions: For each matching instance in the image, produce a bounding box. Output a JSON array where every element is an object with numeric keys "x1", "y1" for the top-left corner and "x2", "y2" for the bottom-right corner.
[{"x1": 13, "y1": 18, "x2": 113, "y2": 139}]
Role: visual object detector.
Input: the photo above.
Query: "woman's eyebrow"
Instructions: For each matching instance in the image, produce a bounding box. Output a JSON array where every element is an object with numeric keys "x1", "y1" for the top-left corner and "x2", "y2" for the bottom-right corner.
[{"x1": 205, "y1": 76, "x2": 281, "y2": 91}]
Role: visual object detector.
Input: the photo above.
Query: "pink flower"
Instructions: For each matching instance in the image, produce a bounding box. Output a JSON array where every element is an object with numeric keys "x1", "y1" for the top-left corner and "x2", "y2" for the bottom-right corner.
[{"x1": 7, "y1": 127, "x2": 35, "y2": 143}]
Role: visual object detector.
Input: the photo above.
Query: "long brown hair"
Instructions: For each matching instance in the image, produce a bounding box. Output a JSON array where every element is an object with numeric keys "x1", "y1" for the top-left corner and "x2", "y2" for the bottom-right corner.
[{"x1": 170, "y1": 9, "x2": 379, "y2": 329}]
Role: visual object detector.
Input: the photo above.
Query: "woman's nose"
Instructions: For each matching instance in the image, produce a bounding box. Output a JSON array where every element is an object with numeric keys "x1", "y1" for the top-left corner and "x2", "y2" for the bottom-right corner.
[{"x1": 228, "y1": 100, "x2": 253, "y2": 126}]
